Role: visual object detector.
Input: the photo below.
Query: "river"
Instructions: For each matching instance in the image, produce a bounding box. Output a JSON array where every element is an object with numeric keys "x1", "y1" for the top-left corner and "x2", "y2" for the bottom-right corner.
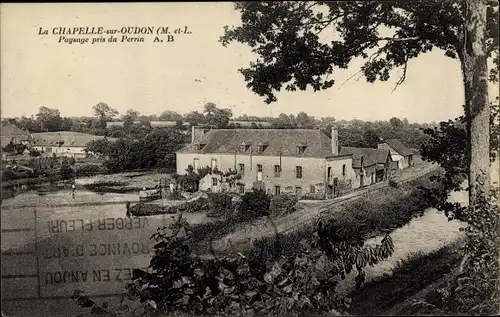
[{"x1": 335, "y1": 159, "x2": 499, "y2": 296}]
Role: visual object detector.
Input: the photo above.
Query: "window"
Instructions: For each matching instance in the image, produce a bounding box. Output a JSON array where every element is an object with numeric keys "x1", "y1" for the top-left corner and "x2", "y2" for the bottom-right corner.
[
  {"x1": 257, "y1": 164, "x2": 263, "y2": 172},
  {"x1": 310, "y1": 185, "x2": 315, "y2": 194},
  {"x1": 240, "y1": 145, "x2": 246, "y2": 152},
  {"x1": 342, "y1": 164, "x2": 346, "y2": 177},
  {"x1": 198, "y1": 144, "x2": 205, "y2": 151},
  {"x1": 274, "y1": 165, "x2": 281, "y2": 177},
  {"x1": 239, "y1": 163, "x2": 245, "y2": 175},
  {"x1": 238, "y1": 183, "x2": 245, "y2": 194},
  {"x1": 296, "y1": 166, "x2": 302, "y2": 179},
  {"x1": 274, "y1": 186, "x2": 281, "y2": 196},
  {"x1": 257, "y1": 145, "x2": 264, "y2": 153},
  {"x1": 297, "y1": 146, "x2": 306, "y2": 154},
  {"x1": 212, "y1": 178, "x2": 218, "y2": 186},
  {"x1": 193, "y1": 158, "x2": 200, "y2": 170},
  {"x1": 211, "y1": 159, "x2": 217, "y2": 169}
]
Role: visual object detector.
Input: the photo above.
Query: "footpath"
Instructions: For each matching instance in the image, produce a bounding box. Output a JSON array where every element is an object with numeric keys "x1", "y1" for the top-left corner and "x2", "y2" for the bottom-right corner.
[{"x1": 204, "y1": 163, "x2": 440, "y2": 255}]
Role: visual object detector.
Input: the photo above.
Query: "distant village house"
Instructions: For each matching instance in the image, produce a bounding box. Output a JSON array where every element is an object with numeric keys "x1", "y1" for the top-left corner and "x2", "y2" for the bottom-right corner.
[
  {"x1": 31, "y1": 131, "x2": 116, "y2": 158},
  {"x1": 377, "y1": 139, "x2": 415, "y2": 170}
]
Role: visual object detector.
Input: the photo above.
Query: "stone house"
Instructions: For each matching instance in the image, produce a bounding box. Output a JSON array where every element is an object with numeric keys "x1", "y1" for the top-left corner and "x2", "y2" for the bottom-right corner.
[
  {"x1": 175, "y1": 127, "x2": 356, "y2": 199},
  {"x1": 377, "y1": 139, "x2": 414, "y2": 170},
  {"x1": 339, "y1": 147, "x2": 393, "y2": 183},
  {"x1": 1, "y1": 123, "x2": 32, "y2": 152}
]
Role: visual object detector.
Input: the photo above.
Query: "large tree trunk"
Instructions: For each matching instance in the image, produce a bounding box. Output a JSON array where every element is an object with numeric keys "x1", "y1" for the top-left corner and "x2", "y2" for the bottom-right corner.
[{"x1": 463, "y1": 0, "x2": 490, "y2": 207}]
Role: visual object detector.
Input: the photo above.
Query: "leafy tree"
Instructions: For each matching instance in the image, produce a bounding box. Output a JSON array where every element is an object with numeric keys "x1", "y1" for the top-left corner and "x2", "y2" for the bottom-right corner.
[
  {"x1": 184, "y1": 111, "x2": 206, "y2": 126},
  {"x1": 35, "y1": 106, "x2": 63, "y2": 131},
  {"x1": 92, "y1": 102, "x2": 119, "y2": 130},
  {"x1": 100, "y1": 128, "x2": 185, "y2": 173},
  {"x1": 421, "y1": 100, "x2": 499, "y2": 191},
  {"x1": 16, "y1": 115, "x2": 43, "y2": 132},
  {"x1": 220, "y1": 0, "x2": 499, "y2": 205},
  {"x1": 159, "y1": 110, "x2": 183, "y2": 121},
  {"x1": 296, "y1": 111, "x2": 315, "y2": 129},
  {"x1": 122, "y1": 109, "x2": 140, "y2": 132},
  {"x1": 238, "y1": 188, "x2": 271, "y2": 220},
  {"x1": 272, "y1": 113, "x2": 298, "y2": 129},
  {"x1": 363, "y1": 129, "x2": 381, "y2": 148},
  {"x1": 389, "y1": 117, "x2": 404, "y2": 130},
  {"x1": 203, "y1": 102, "x2": 233, "y2": 128},
  {"x1": 85, "y1": 139, "x2": 113, "y2": 157}
]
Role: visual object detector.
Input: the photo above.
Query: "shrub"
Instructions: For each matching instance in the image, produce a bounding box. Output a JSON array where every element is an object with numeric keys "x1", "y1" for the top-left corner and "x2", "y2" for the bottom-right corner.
[
  {"x1": 238, "y1": 188, "x2": 271, "y2": 220},
  {"x1": 74, "y1": 164, "x2": 101, "y2": 177},
  {"x1": 269, "y1": 194, "x2": 298, "y2": 216},
  {"x1": 59, "y1": 164, "x2": 74, "y2": 180},
  {"x1": 207, "y1": 192, "x2": 233, "y2": 213},
  {"x1": 167, "y1": 190, "x2": 184, "y2": 200},
  {"x1": 129, "y1": 202, "x2": 166, "y2": 216},
  {"x1": 438, "y1": 182, "x2": 500, "y2": 315},
  {"x1": 73, "y1": 215, "x2": 395, "y2": 316}
]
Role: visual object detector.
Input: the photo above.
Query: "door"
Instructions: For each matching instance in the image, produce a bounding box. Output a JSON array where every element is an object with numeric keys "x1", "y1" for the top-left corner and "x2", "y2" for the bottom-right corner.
[
  {"x1": 257, "y1": 164, "x2": 263, "y2": 181},
  {"x1": 333, "y1": 177, "x2": 339, "y2": 197},
  {"x1": 360, "y1": 174, "x2": 364, "y2": 187},
  {"x1": 295, "y1": 186, "x2": 302, "y2": 198}
]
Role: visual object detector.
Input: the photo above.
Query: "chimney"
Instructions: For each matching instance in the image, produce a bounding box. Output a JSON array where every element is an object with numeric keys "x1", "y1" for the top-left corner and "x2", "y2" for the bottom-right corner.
[
  {"x1": 331, "y1": 126, "x2": 339, "y2": 155},
  {"x1": 191, "y1": 126, "x2": 205, "y2": 144}
]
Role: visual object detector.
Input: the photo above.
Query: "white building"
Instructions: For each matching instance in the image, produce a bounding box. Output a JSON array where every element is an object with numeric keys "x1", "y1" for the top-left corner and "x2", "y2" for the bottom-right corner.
[
  {"x1": 31, "y1": 131, "x2": 116, "y2": 158},
  {"x1": 377, "y1": 139, "x2": 414, "y2": 170}
]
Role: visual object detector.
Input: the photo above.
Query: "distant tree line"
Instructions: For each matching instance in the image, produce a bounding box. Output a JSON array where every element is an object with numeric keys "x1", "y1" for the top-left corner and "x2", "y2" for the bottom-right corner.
[{"x1": 3, "y1": 101, "x2": 437, "y2": 150}]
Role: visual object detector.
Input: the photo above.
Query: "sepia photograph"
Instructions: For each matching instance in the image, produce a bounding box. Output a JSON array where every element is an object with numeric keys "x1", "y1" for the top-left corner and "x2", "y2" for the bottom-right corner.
[{"x1": 0, "y1": 1, "x2": 499, "y2": 316}]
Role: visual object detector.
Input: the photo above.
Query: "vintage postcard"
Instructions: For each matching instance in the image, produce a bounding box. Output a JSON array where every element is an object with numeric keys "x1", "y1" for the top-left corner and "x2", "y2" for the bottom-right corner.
[{"x1": 1, "y1": 2, "x2": 499, "y2": 317}]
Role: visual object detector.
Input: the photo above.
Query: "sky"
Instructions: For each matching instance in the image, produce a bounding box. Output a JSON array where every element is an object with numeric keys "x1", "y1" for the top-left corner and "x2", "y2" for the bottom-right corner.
[{"x1": 0, "y1": 2, "x2": 486, "y2": 124}]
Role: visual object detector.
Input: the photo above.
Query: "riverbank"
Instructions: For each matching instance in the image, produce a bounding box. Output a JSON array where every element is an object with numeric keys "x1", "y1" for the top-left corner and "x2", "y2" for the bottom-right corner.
[{"x1": 195, "y1": 164, "x2": 442, "y2": 257}]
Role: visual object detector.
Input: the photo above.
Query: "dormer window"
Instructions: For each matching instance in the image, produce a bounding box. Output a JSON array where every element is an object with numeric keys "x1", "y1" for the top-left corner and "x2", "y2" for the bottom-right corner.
[
  {"x1": 240, "y1": 142, "x2": 250, "y2": 152},
  {"x1": 257, "y1": 141, "x2": 268, "y2": 153},
  {"x1": 296, "y1": 143, "x2": 307, "y2": 154}
]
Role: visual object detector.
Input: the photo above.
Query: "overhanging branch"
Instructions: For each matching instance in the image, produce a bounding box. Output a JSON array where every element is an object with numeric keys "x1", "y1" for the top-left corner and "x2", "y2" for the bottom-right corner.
[{"x1": 392, "y1": 55, "x2": 409, "y2": 92}]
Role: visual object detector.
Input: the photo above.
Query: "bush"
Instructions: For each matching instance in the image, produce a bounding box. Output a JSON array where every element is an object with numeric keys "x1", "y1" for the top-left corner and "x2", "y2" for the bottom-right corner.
[
  {"x1": 74, "y1": 164, "x2": 101, "y2": 177},
  {"x1": 167, "y1": 190, "x2": 184, "y2": 200},
  {"x1": 59, "y1": 164, "x2": 74, "y2": 180},
  {"x1": 269, "y1": 194, "x2": 298, "y2": 216},
  {"x1": 73, "y1": 215, "x2": 394, "y2": 316},
  {"x1": 238, "y1": 188, "x2": 271, "y2": 220},
  {"x1": 130, "y1": 198, "x2": 211, "y2": 216},
  {"x1": 129, "y1": 202, "x2": 166, "y2": 216},
  {"x1": 207, "y1": 192, "x2": 233, "y2": 214}
]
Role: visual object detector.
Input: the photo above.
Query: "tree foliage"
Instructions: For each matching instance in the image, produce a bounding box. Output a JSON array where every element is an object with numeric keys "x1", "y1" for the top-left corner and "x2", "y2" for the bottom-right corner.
[
  {"x1": 92, "y1": 102, "x2": 119, "y2": 130},
  {"x1": 220, "y1": 1, "x2": 498, "y2": 103},
  {"x1": 421, "y1": 100, "x2": 499, "y2": 191},
  {"x1": 85, "y1": 128, "x2": 185, "y2": 173},
  {"x1": 74, "y1": 213, "x2": 396, "y2": 317},
  {"x1": 35, "y1": 106, "x2": 64, "y2": 131}
]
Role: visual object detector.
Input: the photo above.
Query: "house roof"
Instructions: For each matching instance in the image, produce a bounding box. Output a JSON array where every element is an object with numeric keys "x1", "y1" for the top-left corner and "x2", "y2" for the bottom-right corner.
[
  {"x1": 382, "y1": 139, "x2": 414, "y2": 156},
  {"x1": 339, "y1": 147, "x2": 391, "y2": 168},
  {"x1": 177, "y1": 129, "x2": 336, "y2": 158},
  {"x1": 31, "y1": 131, "x2": 117, "y2": 148},
  {"x1": 339, "y1": 147, "x2": 378, "y2": 168},
  {"x1": 1, "y1": 124, "x2": 32, "y2": 148}
]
